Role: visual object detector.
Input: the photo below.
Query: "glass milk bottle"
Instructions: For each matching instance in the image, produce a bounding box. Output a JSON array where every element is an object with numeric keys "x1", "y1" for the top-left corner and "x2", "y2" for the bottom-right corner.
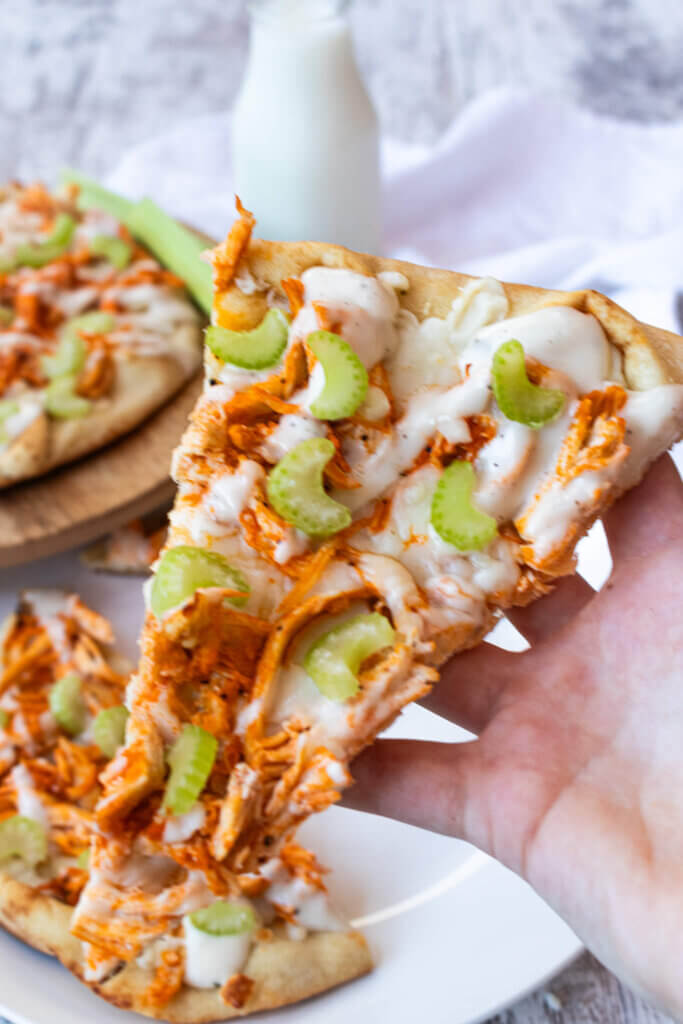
[{"x1": 232, "y1": 0, "x2": 381, "y2": 253}]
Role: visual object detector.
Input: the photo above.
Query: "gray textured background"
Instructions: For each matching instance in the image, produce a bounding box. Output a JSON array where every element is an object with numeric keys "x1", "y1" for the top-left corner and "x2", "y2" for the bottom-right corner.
[{"x1": 2, "y1": 1, "x2": 683, "y2": 1022}]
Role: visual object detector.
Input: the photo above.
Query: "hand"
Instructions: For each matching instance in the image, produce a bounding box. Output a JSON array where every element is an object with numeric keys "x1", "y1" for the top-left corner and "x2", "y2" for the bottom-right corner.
[{"x1": 345, "y1": 454, "x2": 683, "y2": 1018}]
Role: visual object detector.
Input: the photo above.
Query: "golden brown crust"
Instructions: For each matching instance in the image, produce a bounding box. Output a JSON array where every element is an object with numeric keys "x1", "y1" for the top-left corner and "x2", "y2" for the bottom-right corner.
[
  {"x1": 214, "y1": 239, "x2": 683, "y2": 388},
  {"x1": 0, "y1": 323, "x2": 202, "y2": 488},
  {"x1": 0, "y1": 870, "x2": 372, "y2": 1022}
]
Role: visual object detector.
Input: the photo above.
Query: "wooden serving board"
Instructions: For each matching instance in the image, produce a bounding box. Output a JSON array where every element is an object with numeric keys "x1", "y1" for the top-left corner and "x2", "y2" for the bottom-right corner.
[{"x1": 0, "y1": 374, "x2": 202, "y2": 568}]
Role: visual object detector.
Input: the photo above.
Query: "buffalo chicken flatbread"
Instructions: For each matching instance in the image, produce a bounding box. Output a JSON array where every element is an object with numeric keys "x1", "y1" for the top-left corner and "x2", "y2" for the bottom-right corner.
[
  {"x1": 70, "y1": 206, "x2": 683, "y2": 1017},
  {"x1": 0, "y1": 589, "x2": 369, "y2": 1020},
  {"x1": 0, "y1": 182, "x2": 202, "y2": 486}
]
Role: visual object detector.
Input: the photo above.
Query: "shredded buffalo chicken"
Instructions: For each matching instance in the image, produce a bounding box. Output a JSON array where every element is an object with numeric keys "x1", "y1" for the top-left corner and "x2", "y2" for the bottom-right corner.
[{"x1": 0, "y1": 591, "x2": 126, "y2": 906}]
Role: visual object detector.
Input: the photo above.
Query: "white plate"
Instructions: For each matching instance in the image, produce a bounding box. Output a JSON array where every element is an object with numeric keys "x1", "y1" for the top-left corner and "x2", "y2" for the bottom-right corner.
[{"x1": 0, "y1": 549, "x2": 582, "y2": 1024}]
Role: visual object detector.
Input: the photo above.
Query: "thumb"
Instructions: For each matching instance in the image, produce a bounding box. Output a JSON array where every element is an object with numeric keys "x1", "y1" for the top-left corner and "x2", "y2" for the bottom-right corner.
[{"x1": 343, "y1": 738, "x2": 481, "y2": 840}]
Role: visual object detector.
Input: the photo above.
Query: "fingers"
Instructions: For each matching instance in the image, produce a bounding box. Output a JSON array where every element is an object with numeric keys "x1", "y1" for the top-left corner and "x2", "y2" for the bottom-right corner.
[
  {"x1": 505, "y1": 572, "x2": 596, "y2": 646},
  {"x1": 420, "y1": 643, "x2": 522, "y2": 733},
  {"x1": 604, "y1": 453, "x2": 682, "y2": 567},
  {"x1": 343, "y1": 738, "x2": 479, "y2": 838},
  {"x1": 420, "y1": 573, "x2": 594, "y2": 732}
]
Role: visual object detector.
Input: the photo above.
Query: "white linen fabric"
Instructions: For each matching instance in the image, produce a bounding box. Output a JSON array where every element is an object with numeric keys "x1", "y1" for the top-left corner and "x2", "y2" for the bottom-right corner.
[{"x1": 107, "y1": 87, "x2": 683, "y2": 334}]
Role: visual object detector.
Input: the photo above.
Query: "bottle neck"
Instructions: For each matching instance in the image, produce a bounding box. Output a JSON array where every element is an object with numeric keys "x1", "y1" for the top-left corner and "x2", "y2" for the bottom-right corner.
[
  {"x1": 244, "y1": 0, "x2": 357, "y2": 80},
  {"x1": 248, "y1": 0, "x2": 349, "y2": 24}
]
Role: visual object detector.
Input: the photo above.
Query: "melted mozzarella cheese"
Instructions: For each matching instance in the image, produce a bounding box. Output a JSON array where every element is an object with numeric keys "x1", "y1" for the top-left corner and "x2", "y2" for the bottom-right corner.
[
  {"x1": 11, "y1": 763, "x2": 49, "y2": 830},
  {"x1": 260, "y1": 858, "x2": 344, "y2": 931},
  {"x1": 0, "y1": 397, "x2": 44, "y2": 451},
  {"x1": 339, "y1": 374, "x2": 490, "y2": 512},
  {"x1": 386, "y1": 277, "x2": 508, "y2": 410},
  {"x1": 0, "y1": 195, "x2": 46, "y2": 264},
  {"x1": 260, "y1": 413, "x2": 325, "y2": 462},
  {"x1": 162, "y1": 803, "x2": 206, "y2": 844},
  {"x1": 182, "y1": 914, "x2": 253, "y2": 988},
  {"x1": 204, "y1": 461, "x2": 264, "y2": 523},
  {"x1": 462, "y1": 305, "x2": 610, "y2": 395},
  {"x1": 291, "y1": 267, "x2": 400, "y2": 369}
]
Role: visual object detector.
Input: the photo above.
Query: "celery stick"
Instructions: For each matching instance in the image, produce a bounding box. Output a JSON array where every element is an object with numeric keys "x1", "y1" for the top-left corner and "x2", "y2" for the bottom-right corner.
[
  {"x1": 60, "y1": 169, "x2": 136, "y2": 226},
  {"x1": 128, "y1": 199, "x2": 212, "y2": 314}
]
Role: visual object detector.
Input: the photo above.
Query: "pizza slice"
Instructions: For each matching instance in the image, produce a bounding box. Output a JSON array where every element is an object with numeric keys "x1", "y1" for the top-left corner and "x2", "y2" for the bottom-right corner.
[
  {"x1": 0, "y1": 588, "x2": 369, "y2": 1020},
  {"x1": 71, "y1": 203, "x2": 683, "y2": 1018},
  {"x1": 0, "y1": 182, "x2": 203, "y2": 486}
]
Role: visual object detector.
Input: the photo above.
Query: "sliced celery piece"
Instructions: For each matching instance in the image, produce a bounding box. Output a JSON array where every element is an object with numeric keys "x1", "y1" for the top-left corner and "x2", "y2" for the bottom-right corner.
[
  {"x1": 44, "y1": 376, "x2": 91, "y2": 419},
  {"x1": 304, "y1": 613, "x2": 395, "y2": 701},
  {"x1": 41, "y1": 336, "x2": 86, "y2": 381},
  {"x1": 0, "y1": 815, "x2": 47, "y2": 867},
  {"x1": 49, "y1": 672, "x2": 87, "y2": 736},
  {"x1": 0, "y1": 709, "x2": 8, "y2": 728},
  {"x1": 307, "y1": 330, "x2": 368, "y2": 420},
  {"x1": 431, "y1": 461, "x2": 498, "y2": 551},
  {"x1": 128, "y1": 198, "x2": 212, "y2": 314},
  {"x1": 205, "y1": 309, "x2": 289, "y2": 369},
  {"x1": 42, "y1": 312, "x2": 115, "y2": 380},
  {"x1": 90, "y1": 234, "x2": 132, "y2": 270},
  {"x1": 163, "y1": 724, "x2": 217, "y2": 815},
  {"x1": 14, "y1": 213, "x2": 76, "y2": 269},
  {"x1": 151, "y1": 546, "x2": 249, "y2": 618},
  {"x1": 93, "y1": 705, "x2": 129, "y2": 758},
  {"x1": 41, "y1": 311, "x2": 114, "y2": 380},
  {"x1": 60, "y1": 169, "x2": 136, "y2": 226},
  {"x1": 188, "y1": 901, "x2": 256, "y2": 936},
  {"x1": 77, "y1": 848, "x2": 91, "y2": 870},
  {"x1": 60, "y1": 172, "x2": 212, "y2": 312},
  {"x1": 266, "y1": 438, "x2": 351, "y2": 538},
  {"x1": 0, "y1": 305, "x2": 13, "y2": 327},
  {"x1": 491, "y1": 339, "x2": 566, "y2": 429}
]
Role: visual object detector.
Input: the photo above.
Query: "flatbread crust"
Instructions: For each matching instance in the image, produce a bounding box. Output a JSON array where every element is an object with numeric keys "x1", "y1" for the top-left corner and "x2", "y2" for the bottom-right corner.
[
  {"x1": 0, "y1": 323, "x2": 202, "y2": 488},
  {"x1": 214, "y1": 240, "x2": 683, "y2": 390},
  {"x1": 0, "y1": 871, "x2": 371, "y2": 1022}
]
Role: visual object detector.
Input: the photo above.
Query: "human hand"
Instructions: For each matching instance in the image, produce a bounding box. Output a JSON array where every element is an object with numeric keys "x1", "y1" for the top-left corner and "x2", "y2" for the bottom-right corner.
[{"x1": 345, "y1": 454, "x2": 683, "y2": 1018}]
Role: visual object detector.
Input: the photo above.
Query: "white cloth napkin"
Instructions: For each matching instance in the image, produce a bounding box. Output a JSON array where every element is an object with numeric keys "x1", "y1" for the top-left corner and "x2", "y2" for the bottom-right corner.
[{"x1": 107, "y1": 86, "x2": 683, "y2": 334}]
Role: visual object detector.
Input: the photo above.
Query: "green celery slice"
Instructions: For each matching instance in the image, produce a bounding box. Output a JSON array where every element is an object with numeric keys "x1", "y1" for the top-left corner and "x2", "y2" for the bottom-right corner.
[
  {"x1": 163, "y1": 724, "x2": 217, "y2": 814},
  {"x1": 205, "y1": 309, "x2": 289, "y2": 370},
  {"x1": 307, "y1": 330, "x2": 368, "y2": 420},
  {"x1": 431, "y1": 461, "x2": 498, "y2": 551},
  {"x1": 77, "y1": 848, "x2": 91, "y2": 870},
  {"x1": 44, "y1": 376, "x2": 91, "y2": 419},
  {"x1": 60, "y1": 172, "x2": 212, "y2": 313},
  {"x1": 304, "y1": 613, "x2": 395, "y2": 701},
  {"x1": 42, "y1": 336, "x2": 86, "y2": 380},
  {"x1": 0, "y1": 709, "x2": 8, "y2": 728},
  {"x1": 60, "y1": 170, "x2": 136, "y2": 226},
  {"x1": 14, "y1": 213, "x2": 76, "y2": 269},
  {"x1": 0, "y1": 305, "x2": 13, "y2": 327},
  {"x1": 266, "y1": 438, "x2": 351, "y2": 538},
  {"x1": 93, "y1": 705, "x2": 129, "y2": 758},
  {"x1": 151, "y1": 546, "x2": 250, "y2": 618},
  {"x1": 0, "y1": 815, "x2": 47, "y2": 867},
  {"x1": 188, "y1": 901, "x2": 257, "y2": 936},
  {"x1": 49, "y1": 672, "x2": 87, "y2": 736},
  {"x1": 128, "y1": 198, "x2": 212, "y2": 314},
  {"x1": 63, "y1": 310, "x2": 116, "y2": 339},
  {"x1": 90, "y1": 234, "x2": 132, "y2": 270},
  {"x1": 42, "y1": 312, "x2": 115, "y2": 380},
  {"x1": 491, "y1": 339, "x2": 566, "y2": 429}
]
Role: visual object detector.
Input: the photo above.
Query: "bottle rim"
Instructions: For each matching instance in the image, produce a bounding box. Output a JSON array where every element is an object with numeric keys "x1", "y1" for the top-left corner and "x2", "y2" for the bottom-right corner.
[{"x1": 247, "y1": 0, "x2": 350, "y2": 24}]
